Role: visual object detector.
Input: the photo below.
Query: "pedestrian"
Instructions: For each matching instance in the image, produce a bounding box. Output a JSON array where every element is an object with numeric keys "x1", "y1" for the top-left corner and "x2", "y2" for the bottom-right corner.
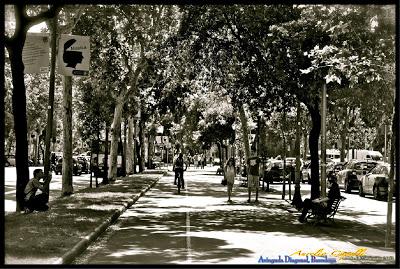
[
  {"x1": 247, "y1": 149, "x2": 260, "y2": 203},
  {"x1": 298, "y1": 176, "x2": 341, "y2": 223},
  {"x1": 224, "y1": 158, "x2": 236, "y2": 203},
  {"x1": 24, "y1": 169, "x2": 50, "y2": 213}
]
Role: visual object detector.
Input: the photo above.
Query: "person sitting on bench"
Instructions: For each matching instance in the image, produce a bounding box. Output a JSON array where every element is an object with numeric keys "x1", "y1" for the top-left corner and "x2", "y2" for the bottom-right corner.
[
  {"x1": 298, "y1": 176, "x2": 341, "y2": 223},
  {"x1": 24, "y1": 169, "x2": 50, "y2": 213}
]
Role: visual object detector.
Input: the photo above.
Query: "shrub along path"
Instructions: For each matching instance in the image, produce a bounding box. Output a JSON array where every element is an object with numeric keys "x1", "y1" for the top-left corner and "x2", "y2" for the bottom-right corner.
[{"x1": 5, "y1": 171, "x2": 166, "y2": 264}]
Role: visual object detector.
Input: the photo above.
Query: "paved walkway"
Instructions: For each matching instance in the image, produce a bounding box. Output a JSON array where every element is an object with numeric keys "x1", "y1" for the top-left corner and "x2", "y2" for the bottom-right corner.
[{"x1": 74, "y1": 167, "x2": 396, "y2": 265}]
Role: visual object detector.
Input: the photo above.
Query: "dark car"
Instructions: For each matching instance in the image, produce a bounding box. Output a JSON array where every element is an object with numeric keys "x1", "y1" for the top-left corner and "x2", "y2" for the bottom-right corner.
[
  {"x1": 54, "y1": 157, "x2": 82, "y2": 176},
  {"x1": 5, "y1": 155, "x2": 16, "y2": 167},
  {"x1": 76, "y1": 156, "x2": 90, "y2": 174},
  {"x1": 337, "y1": 160, "x2": 377, "y2": 193},
  {"x1": 264, "y1": 160, "x2": 286, "y2": 183}
]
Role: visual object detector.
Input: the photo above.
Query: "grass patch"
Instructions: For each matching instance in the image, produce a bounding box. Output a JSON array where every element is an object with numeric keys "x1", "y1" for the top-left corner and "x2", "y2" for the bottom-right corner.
[{"x1": 5, "y1": 173, "x2": 162, "y2": 262}]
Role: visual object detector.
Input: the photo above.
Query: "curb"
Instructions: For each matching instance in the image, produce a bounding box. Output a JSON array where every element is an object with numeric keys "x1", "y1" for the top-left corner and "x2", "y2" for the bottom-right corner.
[{"x1": 53, "y1": 175, "x2": 162, "y2": 264}]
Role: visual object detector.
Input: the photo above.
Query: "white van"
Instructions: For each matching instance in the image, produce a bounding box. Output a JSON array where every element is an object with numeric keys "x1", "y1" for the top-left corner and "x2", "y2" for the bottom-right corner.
[
  {"x1": 346, "y1": 149, "x2": 383, "y2": 162},
  {"x1": 318, "y1": 149, "x2": 341, "y2": 163}
]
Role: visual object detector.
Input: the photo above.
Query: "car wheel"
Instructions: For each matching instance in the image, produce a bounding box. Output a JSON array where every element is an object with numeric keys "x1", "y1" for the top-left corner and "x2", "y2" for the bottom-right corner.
[
  {"x1": 5, "y1": 162, "x2": 10, "y2": 167},
  {"x1": 359, "y1": 185, "x2": 365, "y2": 197},
  {"x1": 373, "y1": 186, "x2": 380, "y2": 200}
]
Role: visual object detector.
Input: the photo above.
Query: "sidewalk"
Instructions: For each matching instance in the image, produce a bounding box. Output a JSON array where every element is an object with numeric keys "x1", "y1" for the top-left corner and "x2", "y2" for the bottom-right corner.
[{"x1": 4, "y1": 171, "x2": 166, "y2": 264}]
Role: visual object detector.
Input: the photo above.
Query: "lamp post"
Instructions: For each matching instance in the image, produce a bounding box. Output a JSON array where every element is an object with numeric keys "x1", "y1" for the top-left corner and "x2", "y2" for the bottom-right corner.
[{"x1": 384, "y1": 124, "x2": 387, "y2": 162}]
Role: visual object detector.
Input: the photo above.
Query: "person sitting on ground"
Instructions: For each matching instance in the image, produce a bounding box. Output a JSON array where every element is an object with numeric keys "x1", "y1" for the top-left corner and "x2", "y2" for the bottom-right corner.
[
  {"x1": 24, "y1": 169, "x2": 50, "y2": 213},
  {"x1": 224, "y1": 158, "x2": 236, "y2": 203},
  {"x1": 173, "y1": 153, "x2": 186, "y2": 189},
  {"x1": 298, "y1": 176, "x2": 341, "y2": 223}
]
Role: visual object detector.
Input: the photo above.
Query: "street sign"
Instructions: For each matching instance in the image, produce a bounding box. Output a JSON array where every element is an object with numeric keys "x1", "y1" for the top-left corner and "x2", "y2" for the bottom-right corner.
[
  {"x1": 22, "y1": 33, "x2": 50, "y2": 73},
  {"x1": 58, "y1": 34, "x2": 90, "y2": 76}
]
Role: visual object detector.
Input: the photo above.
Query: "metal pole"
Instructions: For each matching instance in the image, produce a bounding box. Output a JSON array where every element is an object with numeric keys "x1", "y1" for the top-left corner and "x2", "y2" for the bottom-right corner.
[{"x1": 321, "y1": 83, "x2": 327, "y2": 198}]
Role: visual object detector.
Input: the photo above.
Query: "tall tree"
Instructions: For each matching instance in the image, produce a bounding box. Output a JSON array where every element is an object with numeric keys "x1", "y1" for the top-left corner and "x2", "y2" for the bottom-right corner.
[{"x1": 5, "y1": 4, "x2": 61, "y2": 211}]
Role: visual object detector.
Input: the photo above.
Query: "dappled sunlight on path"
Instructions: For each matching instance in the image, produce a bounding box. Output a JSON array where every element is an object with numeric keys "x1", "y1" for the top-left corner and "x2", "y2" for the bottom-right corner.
[{"x1": 75, "y1": 168, "x2": 395, "y2": 265}]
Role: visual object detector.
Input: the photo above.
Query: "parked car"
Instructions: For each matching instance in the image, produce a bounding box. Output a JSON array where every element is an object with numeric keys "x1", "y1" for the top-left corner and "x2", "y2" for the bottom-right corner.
[
  {"x1": 54, "y1": 157, "x2": 82, "y2": 176},
  {"x1": 336, "y1": 160, "x2": 377, "y2": 193},
  {"x1": 5, "y1": 155, "x2": 16, "y2": 167},
  {"x1": 285, "y1": 157, "x2": 304, "y2": 169},
  {"x1": 264, "y1": 159, "x2": 293, "y2": 183},
  {"x1": 301, "y1": 159, "x2": 335, "y2": 184},
  {"x1": 213, "y1": 157, "x2": 221, "y2": 166},
  {"x1": 359, "y1": 163, "x2": 396, "y2": 200},
  {"x1": 327, "y1": 162, "x2": 346, "y2": 182},
  {"x1": 76, "y1": 156, "x2": 90, "y2": 174}
]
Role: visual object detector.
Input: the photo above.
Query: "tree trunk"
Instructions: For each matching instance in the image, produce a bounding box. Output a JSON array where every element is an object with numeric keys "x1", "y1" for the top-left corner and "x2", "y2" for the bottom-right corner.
[
  {"x1": 120, "y1": 127, "x2": 126, "y2": 177},
  {"x1": 303, "y1": 131, "x2": 308, "y2": 161},
  {"x1": 108, "y1": 99, "x2": 124, "y2": 180},
  {"x1": 238, "y1": 104, "x2": 250, "y2": 162},
  {"x1": 340, "y1": 108, "x2": 349, "y2": 162},
  {"x1": 385, "y1": 98, "x2": 397, "y2": 247},
  {"x1": 102, "y1": 126, "x2": 109, "y2": 184},
  {"x1": 62, "y1": 76, "x2": 73, "y2": 196},
  {"x1": 126, "y1": 117, "x2": 134, "y2": 174},
  {"x1": 7, "y1": 38, "x2": 30, "y2": 212},
  {"x1": 292, "y1": 102, "x2": 302, "y2": 209},
  {"x1": 307, "y1": 101, "x2": 321, "y2": 200},
  {"x1": 281, "y1": 112, "x2": 287, "y2": 200},
  {"x1": 139, "y1": 115, "x2": 145, "y2": 172},
  {"x1": 217, "y1": 142, "x2": 222, "y2": 166},
  {"x1": 147, "y1": 132, "x2": 155, "y2": 169},
  {"x1": 135, "y1": 138, "x2": 141, "y2": 173},
  {"x1": 43, "y1": 15, "x2": 57, "y2": 200}
]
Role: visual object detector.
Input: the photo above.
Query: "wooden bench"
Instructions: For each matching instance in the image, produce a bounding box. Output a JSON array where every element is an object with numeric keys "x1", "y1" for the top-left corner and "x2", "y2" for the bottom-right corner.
[{"x1": 305, "y1": 196, "x2": 346, "y2": 224}]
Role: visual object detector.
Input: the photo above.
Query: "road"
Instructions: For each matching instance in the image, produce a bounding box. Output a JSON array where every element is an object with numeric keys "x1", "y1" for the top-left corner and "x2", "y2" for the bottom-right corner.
[
  {"x1": 4, "y1": 166, "x2": 95, "y2": 213},
  {"x1": 74, "y1": 167, "x2": 395, "y2": 265}
]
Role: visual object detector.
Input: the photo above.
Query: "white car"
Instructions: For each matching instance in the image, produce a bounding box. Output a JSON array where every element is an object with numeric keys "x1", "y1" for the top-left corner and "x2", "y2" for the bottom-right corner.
[{"x1": 359, "y1": 163, "x2": 396, "y2": 200}]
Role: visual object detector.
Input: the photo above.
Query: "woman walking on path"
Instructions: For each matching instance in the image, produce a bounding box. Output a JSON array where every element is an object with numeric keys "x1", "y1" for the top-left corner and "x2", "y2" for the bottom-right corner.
[{"x1": 224, "y1": 158, "x2": 236, "y2": 202}]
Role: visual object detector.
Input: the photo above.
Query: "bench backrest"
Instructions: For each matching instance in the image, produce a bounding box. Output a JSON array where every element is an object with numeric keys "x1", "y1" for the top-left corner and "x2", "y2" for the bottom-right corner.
[{"x1": 328, "y1": 196, "x2": 346, "y2": 216}]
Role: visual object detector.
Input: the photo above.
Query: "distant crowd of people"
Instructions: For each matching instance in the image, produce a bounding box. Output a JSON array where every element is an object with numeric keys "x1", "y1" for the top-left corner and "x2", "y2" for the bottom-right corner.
[{"x1": 187, "y1": 154, "x2": 207, "y2": 169}]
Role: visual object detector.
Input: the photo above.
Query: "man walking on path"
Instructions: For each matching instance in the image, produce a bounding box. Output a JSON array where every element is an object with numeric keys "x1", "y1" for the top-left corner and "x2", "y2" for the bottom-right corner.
[{"x1": 247, "y1": 150, "x2": 260, "y2": 203}]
